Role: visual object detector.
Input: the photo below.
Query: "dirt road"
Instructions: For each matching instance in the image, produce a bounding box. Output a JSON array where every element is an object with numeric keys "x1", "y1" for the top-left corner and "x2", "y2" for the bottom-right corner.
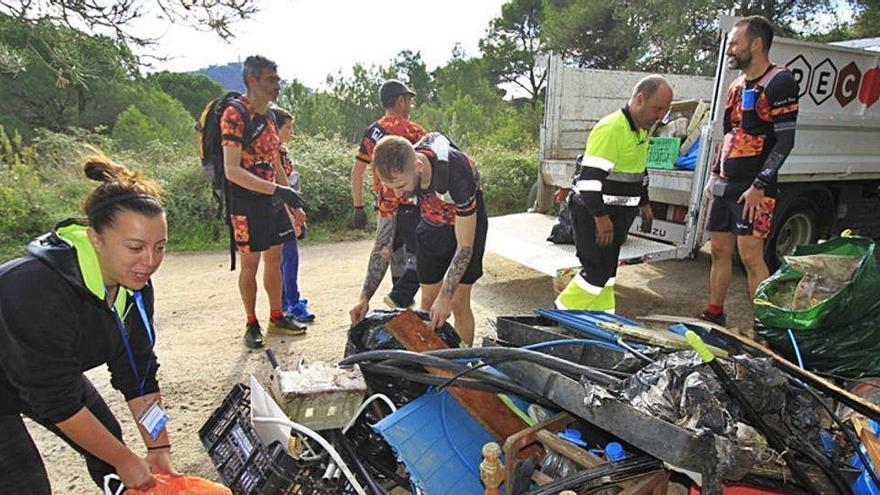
[{"x1": 32, "y1": 240, "x2": 753, "y2": 493}]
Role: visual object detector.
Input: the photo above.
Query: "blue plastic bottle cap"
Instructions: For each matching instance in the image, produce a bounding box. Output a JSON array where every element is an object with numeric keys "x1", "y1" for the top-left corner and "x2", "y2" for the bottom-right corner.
[
  {"x1": 557, "y1": 428, "x2": 588, "y2": 447},
  {"x1": 605, "y1": 442, "x2": 626, "y2": 462}
]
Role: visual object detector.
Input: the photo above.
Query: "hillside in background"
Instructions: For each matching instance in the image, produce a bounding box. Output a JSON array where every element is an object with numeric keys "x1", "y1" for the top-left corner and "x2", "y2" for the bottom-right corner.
[{"x1": 193, "y1": 62, "x2": 245, "y2": 92}]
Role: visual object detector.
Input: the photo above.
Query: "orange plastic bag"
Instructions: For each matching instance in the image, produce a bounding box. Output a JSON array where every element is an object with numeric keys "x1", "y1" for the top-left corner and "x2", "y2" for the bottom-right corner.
[{"x1": 126, "y1": 475, "x2": 231, "y2": 495}]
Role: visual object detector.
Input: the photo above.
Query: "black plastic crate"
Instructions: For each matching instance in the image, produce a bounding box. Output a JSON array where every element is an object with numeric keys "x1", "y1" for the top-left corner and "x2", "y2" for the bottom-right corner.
[{"x1": 199, "y1": 384, "x2": 332, "y2": 495}]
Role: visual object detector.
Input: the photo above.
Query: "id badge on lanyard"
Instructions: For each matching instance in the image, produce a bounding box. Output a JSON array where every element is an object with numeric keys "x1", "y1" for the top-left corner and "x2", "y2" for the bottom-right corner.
[{"x1": 112, "y1": 290, "x2": 169, "y2": 439}]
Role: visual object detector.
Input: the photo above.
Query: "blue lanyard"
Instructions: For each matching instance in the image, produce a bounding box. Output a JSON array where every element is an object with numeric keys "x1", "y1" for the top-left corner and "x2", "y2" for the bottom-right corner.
[{"x1": 110, "y1": 290, "x2": 155, "y2": 396}]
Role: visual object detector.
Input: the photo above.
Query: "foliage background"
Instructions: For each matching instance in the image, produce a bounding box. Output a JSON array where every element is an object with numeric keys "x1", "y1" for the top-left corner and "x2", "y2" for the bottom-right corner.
[{"x1": 1, "y1": 0, "x2": 875, "y2": 260}]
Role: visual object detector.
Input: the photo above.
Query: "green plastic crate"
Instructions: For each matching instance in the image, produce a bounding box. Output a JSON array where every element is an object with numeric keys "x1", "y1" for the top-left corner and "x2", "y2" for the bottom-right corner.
[{"x1": 647, "y1": 137, "x2": 681, "y2": 169}]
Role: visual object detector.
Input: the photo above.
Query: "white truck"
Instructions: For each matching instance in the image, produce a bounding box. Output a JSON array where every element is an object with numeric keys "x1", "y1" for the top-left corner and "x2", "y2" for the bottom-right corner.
[{"x1": 487, "y1": 17, "x2": 880, "y2": 277}]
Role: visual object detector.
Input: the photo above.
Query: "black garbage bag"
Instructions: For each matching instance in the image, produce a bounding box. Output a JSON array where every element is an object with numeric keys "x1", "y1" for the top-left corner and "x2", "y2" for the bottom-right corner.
[
  {"x1": 547, "y1": 200, "x2": 574, "y2": 245},
  {"x1": 620, "y1": 352, "x2": 820, "y2": 444},
  {"x1": 344, "y1": 309, "x2": 461, "y2": 407}
]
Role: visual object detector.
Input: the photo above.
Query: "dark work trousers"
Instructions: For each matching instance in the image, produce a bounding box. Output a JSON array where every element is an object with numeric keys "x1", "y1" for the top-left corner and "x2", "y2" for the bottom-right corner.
[
  {"x1": 387, "y1": 203, "x2": 421, "y2": 307},
  {"x1": 570, "y1": 200, "x2": 639, "y2": 287},
  {"x1": 0, "y1": 376, "x2": 124, "y2": 494}
]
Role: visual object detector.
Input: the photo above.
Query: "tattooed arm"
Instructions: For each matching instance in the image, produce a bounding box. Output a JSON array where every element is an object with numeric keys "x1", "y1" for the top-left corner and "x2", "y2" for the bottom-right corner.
[
  {"x1": 349, "y1": 215, "x2": 396, "y2": 324},
  {"x1": 429, "y1": 214, "x2": 476, "y2": 329}
]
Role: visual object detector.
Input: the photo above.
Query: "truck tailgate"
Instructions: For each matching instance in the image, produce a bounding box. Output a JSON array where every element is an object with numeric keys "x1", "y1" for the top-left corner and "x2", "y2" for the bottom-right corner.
[{"x1": 487, "y1": 213, "x2": 678, "y2": 276}]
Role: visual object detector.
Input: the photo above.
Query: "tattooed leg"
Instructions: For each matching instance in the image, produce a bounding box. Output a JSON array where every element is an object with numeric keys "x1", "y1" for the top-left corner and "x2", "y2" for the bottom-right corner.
[{"x1": 451, "y1": 284, "x2": 474, "y2": 346}]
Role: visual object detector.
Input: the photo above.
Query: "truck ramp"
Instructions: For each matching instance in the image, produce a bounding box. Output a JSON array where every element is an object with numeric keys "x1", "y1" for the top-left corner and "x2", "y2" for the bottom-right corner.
[{"x1": 486, "y1": 213, "x2": 677, "y2": 276}]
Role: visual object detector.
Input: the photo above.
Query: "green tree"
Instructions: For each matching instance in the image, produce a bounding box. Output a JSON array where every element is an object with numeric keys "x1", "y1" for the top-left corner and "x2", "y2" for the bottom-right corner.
[
  {"x1": 0, "y1": 13, "x2": 137, "y2": 135},
  {"x1": 392, "y1": 50, "x2": 436, "y2": 103},
  {"x1": 479, "y1": 0, "x2": 547, "y2": 105},
  {"x1": 148, "y1": 71, "x2": 224, "y2": 119},
  {"x1": 112, "y1": 105, "x2": 168, "y2": 149},
  {"x1": 0, "y1": 1, "x2": 257, "y2": 82},
  {"x1": 326, "y1": 63, "x2": 397, "y2": 141},
  {"x1": 541, "y1": 1, "x2": 638, "y2": 69},
  {"x1": 542, "y1": 0, "x2": 837, "y2": 75}
]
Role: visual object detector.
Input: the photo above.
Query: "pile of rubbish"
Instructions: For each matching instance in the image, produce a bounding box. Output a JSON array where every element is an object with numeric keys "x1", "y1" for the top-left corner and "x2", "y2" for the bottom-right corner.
[{"x1": 196, "y1": 237, "x2": 880, "y2": 495}]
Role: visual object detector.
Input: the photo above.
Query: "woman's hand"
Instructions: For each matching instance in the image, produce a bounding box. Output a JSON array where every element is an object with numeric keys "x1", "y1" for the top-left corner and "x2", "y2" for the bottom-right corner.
[
  {"x1": 146, "y1": 449, "x2": 180, "y2": 477},
  {"x1": 115, "y1": 452, "x2": 157, "y2": 491}
]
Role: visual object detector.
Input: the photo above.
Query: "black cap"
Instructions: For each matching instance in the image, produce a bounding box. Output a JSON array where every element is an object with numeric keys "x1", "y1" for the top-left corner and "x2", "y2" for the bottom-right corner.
[{"x1": 379, "y1": 80, "x2": 416, "y2": 107}]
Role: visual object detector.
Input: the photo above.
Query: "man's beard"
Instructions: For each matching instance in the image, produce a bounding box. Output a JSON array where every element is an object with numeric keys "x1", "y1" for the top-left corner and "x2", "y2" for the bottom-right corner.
[{"x1": 728, "y1": 51, "x2": 752, "y2": 71}]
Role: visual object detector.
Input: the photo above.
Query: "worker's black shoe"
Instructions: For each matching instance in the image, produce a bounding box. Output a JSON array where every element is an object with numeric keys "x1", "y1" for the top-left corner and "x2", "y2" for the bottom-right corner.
[
  {"x1": 244, "y1": 322, "x2": 264, "y2": 349},
  {"x1": 696, "y1": 310, "x2": 726, "y2": 327},
  {"x1": 268, "y1": 314, "x2": 307, "y2": 336}
]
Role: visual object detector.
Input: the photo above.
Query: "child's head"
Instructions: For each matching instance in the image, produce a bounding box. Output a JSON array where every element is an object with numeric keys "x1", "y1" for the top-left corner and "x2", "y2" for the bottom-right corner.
[{"x1": 274, "y1": 107, "x2": 294, "y2": 142}]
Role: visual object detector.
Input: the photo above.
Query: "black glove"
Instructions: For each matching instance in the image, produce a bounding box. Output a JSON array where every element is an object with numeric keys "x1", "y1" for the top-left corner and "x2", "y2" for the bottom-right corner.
[
  {"x1": 274, "y1": 186, "x2": 305, "y2": 209},
  {"x1": 351, "y1": 206, "x2": 368, "y2": 230}
]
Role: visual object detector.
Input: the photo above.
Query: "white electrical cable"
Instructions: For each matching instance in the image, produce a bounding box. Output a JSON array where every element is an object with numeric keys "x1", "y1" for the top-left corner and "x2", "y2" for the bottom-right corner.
[
  {"x1": 252, "y1": 416, "x2": 368, "y2": 495},
  {"x1": 342, "y1": 393, "x2": 398, "y2": 434}
]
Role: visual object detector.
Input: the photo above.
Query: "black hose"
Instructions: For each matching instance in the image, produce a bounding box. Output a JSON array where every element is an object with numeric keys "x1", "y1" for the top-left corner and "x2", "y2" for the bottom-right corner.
[
  {"x1": 359, "y1": 363, "x2": 551, "y2": 406},
  {"x1": 334, "y1": 430, "x2": 388, "y2": 495},
  {"x1": 796, "y1": 379, "x2": 879, "y2": 492},
  {"x1": 526, "y1": 455, "x2": 662, "y2": 494},
  {"x1": 342, "y1": 350, "x2": 562, "y2": 398},
  {"x1": 424, "y1": 347, "x2": 621, "y2": 387}
]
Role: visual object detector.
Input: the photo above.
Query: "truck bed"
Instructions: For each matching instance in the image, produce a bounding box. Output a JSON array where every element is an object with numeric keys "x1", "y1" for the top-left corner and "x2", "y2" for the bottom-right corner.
[{"x1": 486, "y1": 213, "x2": 678, "y2": 276}]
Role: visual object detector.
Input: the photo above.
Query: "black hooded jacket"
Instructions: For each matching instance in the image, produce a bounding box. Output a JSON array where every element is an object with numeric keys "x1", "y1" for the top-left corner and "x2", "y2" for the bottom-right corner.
[{"x1": 0, "y1": 219, "x2": 160, "y2": 423}]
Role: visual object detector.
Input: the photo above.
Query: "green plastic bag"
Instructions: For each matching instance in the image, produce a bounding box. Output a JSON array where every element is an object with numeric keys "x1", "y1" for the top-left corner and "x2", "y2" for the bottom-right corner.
[
  {"x1": 755, "y1": 304, "x2": 880, "y2": 378},
  {"x1": 754, "y1": 235, "x2": 880, "y2": 330}
]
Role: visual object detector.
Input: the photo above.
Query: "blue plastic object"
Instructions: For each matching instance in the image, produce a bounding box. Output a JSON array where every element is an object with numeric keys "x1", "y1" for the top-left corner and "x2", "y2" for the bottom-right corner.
[
  {"x1": 372, "y1": 391, "x2": 493, "y2": 494},
  {"x1": 850, "y1": 423, "x2": 880, "y2": 495},
  {"x1": 534, "y1": 309, "x2": 646, "y2": 350},
  {"x1": 676, "y1": 136, "x2": 700, "y2": 170},
  {"x1": 605, "y1": 442, "x2": 627, "y2": 462},
  {"x1": 558, "y1": 428, "x2": 588, "y2": 447}
]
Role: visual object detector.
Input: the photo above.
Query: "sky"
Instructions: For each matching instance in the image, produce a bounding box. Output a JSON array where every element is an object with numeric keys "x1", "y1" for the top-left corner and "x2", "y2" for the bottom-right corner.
[{"x1": 137, "y1": 0, "x2": 508, "y2": 89}]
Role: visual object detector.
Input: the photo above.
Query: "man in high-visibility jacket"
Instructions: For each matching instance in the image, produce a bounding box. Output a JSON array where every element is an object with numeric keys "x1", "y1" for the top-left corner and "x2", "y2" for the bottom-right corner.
[{"x1": 556, "y1": 75, "x2": 673, "y2": 312}]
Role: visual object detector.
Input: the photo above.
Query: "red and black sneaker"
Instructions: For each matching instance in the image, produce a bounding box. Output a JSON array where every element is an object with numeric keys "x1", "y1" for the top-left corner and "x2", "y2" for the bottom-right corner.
[{"x1": 696, "y1": 310, "x2": 727, "y2": 328}]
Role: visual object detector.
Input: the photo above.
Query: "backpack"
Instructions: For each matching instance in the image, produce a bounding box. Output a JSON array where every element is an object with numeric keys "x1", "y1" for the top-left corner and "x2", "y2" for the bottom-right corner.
[{"x1": 195, "y1": 92, "x2": 273, "y2": 270}]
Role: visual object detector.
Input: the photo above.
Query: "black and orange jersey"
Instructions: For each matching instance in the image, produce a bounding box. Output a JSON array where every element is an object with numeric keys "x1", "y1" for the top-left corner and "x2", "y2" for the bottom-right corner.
[
  {"x1": 220, "y1": 95, "x2": 280, "y2": 189},
  {"x1": 279, "y1": 146, "x2": 293, "y2": 177},
  {"x1": 414, "y1": 139, "x2": 481, "y2": 227},
  {"x1": 716, "y1": 65, "x2": 799, "y2": 194},
  {"x1": 356, "y1": 114, "x2": 426, "y2": 218}
]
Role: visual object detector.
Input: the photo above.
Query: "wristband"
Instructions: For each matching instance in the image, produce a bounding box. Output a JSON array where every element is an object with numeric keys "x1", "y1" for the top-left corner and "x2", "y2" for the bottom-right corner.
[
  {"x1": 147, "y1": 444, "x2": 171, "y2": 451},
  {"x1": 752, "y1": 179, "x2": 767, "y2": 190}
]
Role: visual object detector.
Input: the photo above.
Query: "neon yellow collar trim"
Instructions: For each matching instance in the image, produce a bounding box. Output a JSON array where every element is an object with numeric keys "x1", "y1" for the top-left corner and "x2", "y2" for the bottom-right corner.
[{"x1": 56, "y1": 224, "x2": 130, "y2": 315}]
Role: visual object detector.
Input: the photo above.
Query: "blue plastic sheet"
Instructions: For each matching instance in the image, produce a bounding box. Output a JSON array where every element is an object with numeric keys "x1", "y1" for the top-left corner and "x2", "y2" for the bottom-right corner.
[{"x1": 373, "y1": 390, "x2": 493, "y2": 494}]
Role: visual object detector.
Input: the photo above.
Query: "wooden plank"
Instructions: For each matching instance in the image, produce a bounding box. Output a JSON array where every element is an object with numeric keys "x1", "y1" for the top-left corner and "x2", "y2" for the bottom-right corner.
[
  {"x1": 853, "y1": 415, "x2": 880, "y2": 481},
  {"x1": 385, "y1": 310, "x2": 538, "y2": 454},
  {"x1": 618, "y1": 471, "x2": 670, "y2": 495},
  {"x1": 641, "y1": 314, "x2": 880, "y2": 421},
  {"x1": 596, "y1": 321, "x2": 728, "y2": 357},
  {"x1": 502, "y1": 413, "x2": 572, "y2": 490}
]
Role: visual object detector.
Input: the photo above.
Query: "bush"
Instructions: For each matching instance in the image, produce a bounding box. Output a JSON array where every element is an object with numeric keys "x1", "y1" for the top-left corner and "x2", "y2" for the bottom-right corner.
[
  {"x1": 472, "y1": 144, "x2": 538, "y2": 216},
  {"x1": 290, "y1": 133, "x2": 365, "y2": 223},
  {"x1": 113, "y1": 105, "x2": 170, "y2": 149}
]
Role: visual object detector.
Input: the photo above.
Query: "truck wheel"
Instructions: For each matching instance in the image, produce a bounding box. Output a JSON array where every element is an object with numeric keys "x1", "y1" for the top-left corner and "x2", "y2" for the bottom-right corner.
[
  {"x1": 765, "y1": 200, "x2": 818, "y2": 271},
  {"x1": 527, "y1": 181, "x2": 539, "y2": 211}
]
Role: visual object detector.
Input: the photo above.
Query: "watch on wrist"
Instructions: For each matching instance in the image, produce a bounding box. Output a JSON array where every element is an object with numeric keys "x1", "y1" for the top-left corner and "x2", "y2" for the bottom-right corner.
[{"x1": 752, "y1": 179, "x2": 767, "y2": 190}]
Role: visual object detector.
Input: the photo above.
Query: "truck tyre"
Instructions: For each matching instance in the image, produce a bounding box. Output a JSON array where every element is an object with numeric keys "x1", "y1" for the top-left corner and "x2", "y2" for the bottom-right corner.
[
  {"x1": 527, "y1": 181, "x2": 539, "y2": 211},
  {"x1": 765, "y1": 199, "x2": 818, "y2": 272}
]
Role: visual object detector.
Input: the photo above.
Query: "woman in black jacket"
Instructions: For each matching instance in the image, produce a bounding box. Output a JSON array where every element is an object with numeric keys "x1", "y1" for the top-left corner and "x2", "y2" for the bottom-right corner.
[{"x1": 0, "y1": 153, "x2": 176, "y2": 493}]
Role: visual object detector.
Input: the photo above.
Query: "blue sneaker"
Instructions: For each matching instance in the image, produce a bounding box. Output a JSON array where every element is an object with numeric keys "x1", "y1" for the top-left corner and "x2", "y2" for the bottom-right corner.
[{"x1": 289, "y1": 300, "x2": 315, "y2": 323}]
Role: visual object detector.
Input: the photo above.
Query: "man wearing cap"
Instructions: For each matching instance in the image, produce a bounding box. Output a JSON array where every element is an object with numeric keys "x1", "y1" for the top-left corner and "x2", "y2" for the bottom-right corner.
[{"x1": 350, "y1": 80, "x2": 427, "y2": 308}]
